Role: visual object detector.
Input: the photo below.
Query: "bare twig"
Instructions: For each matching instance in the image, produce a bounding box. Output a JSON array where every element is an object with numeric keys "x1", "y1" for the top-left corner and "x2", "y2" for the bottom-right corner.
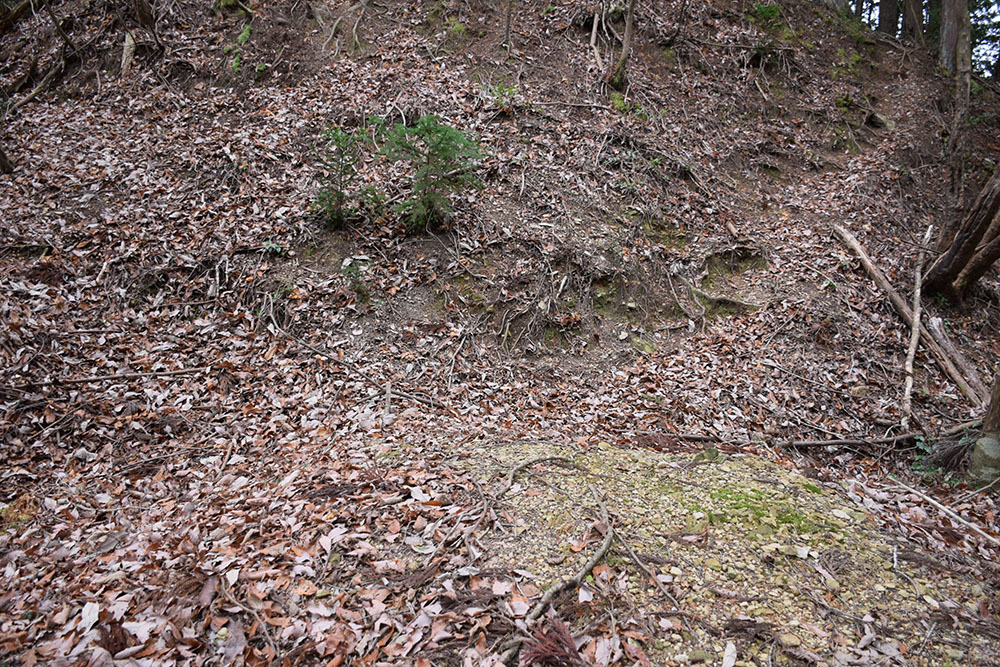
[
  {"x1": 892, "y1": 480, "x2": 1000, "y2": 548},
  {"x1": 902, "y1": 225, "x2": 933, "y2": 429},
  {"x1": 589, "y1": 8, "x2": 604, "y2": 72},
  {"x1": 219, "y1": 579, "x2": 279, "y2": 658},
  {"x1": 497, "y1": 456, "x2": 571, "y2": 499}
]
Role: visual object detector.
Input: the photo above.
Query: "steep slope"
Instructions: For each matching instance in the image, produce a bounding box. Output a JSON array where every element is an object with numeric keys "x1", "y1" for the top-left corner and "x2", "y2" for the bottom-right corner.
[{"x1": 2, "y1": 0, "x2": 999, "y2": 664}]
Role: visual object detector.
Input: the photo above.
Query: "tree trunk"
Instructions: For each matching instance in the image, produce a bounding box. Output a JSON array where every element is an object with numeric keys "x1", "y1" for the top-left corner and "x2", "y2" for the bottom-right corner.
[
  {"x1": 925, "y1": 166, "x2": 1000, "y2": 300},
  {"x1": 0, "y1": 145, "x2": 12, "y2": 174},
  {"x1": 503, "y1": 0, "x2": 513, "y2": 52},
  {"x1": 609, "y1": 0, "x2": 637, "y2": 89},
  {"x1": 901, "y1": 0, "x2": 923, "y2": 42},
  {"x1": 854, "y1": 0, "x2": 864, "y2": 19},
  {"x1": 924, "y1": 0, "x2": 940, "y2": 46},
  {"x1": 946, "y1": 0, "x2": 971, "y2": 198},
  {"x1": 877, "y1": 0, "x2": 899, "y2": 35},
  {"x1": 939, "y1": 0, "x2": 957, "y2": 72}
]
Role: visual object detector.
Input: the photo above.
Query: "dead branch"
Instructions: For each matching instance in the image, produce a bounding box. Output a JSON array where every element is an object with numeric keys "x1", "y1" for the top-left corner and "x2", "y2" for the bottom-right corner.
[
  {"x1": 832, "y1": 224, "x2": 985, "y2": 407},
  {"x1": 902, "y1": 225, "x2": 934, "y2": 430},
  {"x1": 0, "y1": 0, "x2": 31, "y2": 34},
  {"x1": 892, "y1": 480, "x2": 1000, "y2": 548},
  {"x1": 927, "y1": 317, "x2": 989, "y2": 399},
  {"x1": 498, "y1": 456, "x2": 571, "y2": 499},
  {"x1": 589, "y1": 8, "x2": 604, "y2": 72}
]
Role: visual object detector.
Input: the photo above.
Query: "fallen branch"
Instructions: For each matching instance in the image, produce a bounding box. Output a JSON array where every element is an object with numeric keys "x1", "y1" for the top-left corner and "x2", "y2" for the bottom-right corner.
[
  {"x1": 0, "y1": 0, "x2": 31, "y2": 35},
  {"x1": 892, "y1": 480, "x2": 1000, "y2": 548},
  {"x1": 589, "y1": 9, "x2": 604, "y2": 72},
  {"x1": 10, "y1": 366, "x2": 210, "y2": 390},
  {"x1": 927, "y1": 317, "x2": 989, "y2": 399},
  {"x1": 832, "y1": 224, "x2": 985, "y2": 407},
  {"x1": 499, "y1": 484, "x2": 613, "y2": 665},
  {"x1": 902, "y1": 225, "x2": 934, "y2": 430},
  {"x1": 497, "y1": 456, "x2": 571, "y2": 499}
]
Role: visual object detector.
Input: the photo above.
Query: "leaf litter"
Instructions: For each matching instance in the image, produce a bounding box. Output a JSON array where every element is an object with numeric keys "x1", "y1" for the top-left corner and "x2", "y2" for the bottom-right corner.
[{"x1": 2, "y1": 0, "x2": 1000, "y2": 665}]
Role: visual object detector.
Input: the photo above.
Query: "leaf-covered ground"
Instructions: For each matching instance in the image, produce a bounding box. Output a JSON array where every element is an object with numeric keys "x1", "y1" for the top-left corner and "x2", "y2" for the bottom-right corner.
[{"x1": 2, "y1": 0, "x2": 1000, "y2": 664}]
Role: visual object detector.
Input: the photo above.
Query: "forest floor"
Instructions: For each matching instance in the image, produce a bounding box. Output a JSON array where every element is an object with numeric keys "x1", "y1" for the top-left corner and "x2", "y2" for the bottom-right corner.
[{"x1": 2, "y1": 0, "x2": 1000, "y2": 665}]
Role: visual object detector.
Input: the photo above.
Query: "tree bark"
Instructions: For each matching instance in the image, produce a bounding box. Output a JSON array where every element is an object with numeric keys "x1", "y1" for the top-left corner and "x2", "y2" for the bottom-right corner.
[
  {"x1": 503, "y1": 0, "x2": 513, "y2": 53},
  {"x1": 901, "y1": 0, "x2": 923, "y2": 43},
  {"x1": 610, "y1": 0, "x2": 637, "y2": 89},
  {"x1": 878, "y1": 0, "x2": 899, "y2": 35},
  {"x1": 854, "y1": 0, "x2": 864, "y2": 19},
  {"x1": 0, "y1": 145, "x2": 12, "y2": 174},
  {"x1": 986, "y1": 369, "x2": 1000, "y2": 432},
  {"x1": 939, "y1": 0, "x2": 957, "y2": 72},
  {"x1": 925, "y1": 166, "x2": 1000, "y2": 300}
]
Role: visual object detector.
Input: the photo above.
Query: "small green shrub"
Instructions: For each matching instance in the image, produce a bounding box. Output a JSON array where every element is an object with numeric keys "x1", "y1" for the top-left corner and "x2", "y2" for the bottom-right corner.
[
  {"x1": 315, "y1": 127, "x2": 368, "y2": 227},
  {"x1": 484, "y1": 82, "x2": 519, "y2": 113},
  {"x1": 236, "y1": 24, "x2": 252, "y2": 45},
  {"x1": 382, "y1": 116, "x2": 482, "y2": 230},
  {"x1": 751, "y1": 3, "x2": 781, "y2": 29}
]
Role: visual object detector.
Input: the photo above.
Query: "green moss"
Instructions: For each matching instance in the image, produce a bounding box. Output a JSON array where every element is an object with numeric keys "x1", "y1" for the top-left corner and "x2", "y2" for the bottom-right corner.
[
  {"x1": 802, "y1": 482, "x2": 823, "y2": 494},
  {"x1": 610, "y1": 91, "x2": 629, "y2": 113},
  {"x1": 632, "y1": 336, "x2": 656, "y2": 354}
]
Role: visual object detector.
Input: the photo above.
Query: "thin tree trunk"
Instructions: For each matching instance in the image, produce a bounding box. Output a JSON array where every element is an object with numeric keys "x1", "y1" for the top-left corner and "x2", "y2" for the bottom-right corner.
[
  {"x1": 952, "y1": 232, "x2": 1000, "y2": 298},
  {"x1": 925, "y1": 166, "x2": 1000, "y2": 299},
  {"x1": 854, "y1": 0, "x2": 864, "y2": 19},
  {"x1": 939, "y1": 0, "x2": 957, "y2": 72},
  {"x1": 503, "y1": 0, "x2": 513, "y2": 53},
  {"x1": 901, "y1": 0, "x2": 923, "y2": 43},
  {"x1": 610, "y1": 0, "x2": 637, "y2": 89},
  {"x1": 878, "y1": 0, "x2": 899, "y2": 35},
  {"x1": 0, "y1": 145, "x2": 12, "y2": 174}
]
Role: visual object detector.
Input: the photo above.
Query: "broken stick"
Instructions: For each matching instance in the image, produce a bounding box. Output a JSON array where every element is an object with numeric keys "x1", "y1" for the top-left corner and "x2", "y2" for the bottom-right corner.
[
  {"x1": 902, "y1": 225, "x2": 933, "y2": 429},
  {"x1": 832, "y1": 224, "x2": 985, "y2": 407}
]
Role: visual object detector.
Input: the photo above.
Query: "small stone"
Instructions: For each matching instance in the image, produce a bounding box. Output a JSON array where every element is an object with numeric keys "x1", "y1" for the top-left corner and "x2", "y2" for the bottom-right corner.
[
  {"x1": 778, "y1": 633, "x2": 801, "y2": 648},
  {"x1": 850, "y1": 384, "x2": 868, "y2": 397},
  {"x1": 705, "y1": 557, "x2": 722, "y2": 570},
  {"x1": 670, "y1": 566, "x2": 683, "y2": 576},
  {"x1": 689, "y1": 649, "x2": 710, "y2": 663},
  {"x1": 945, "y1": 649, "x2": 964, "y2": 660}
]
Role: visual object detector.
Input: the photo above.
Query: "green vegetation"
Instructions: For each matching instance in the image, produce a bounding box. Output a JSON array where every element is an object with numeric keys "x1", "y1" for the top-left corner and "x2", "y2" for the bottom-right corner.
[
  {"x1": 832, "y1": 48, "x2": 867, "y2": 79},
  {"x1": 316, "y1": 115, "x2": 481, "y2": 231},
  {"x1": 224, "y1": 23, "x2": 252, "y2": 73},
  {"x1": 382, "y1": 115, "x2": 482, "y2": 230},
  {"x1": 484, "y1": 81, "x2": 519, "y2": 113},
  {"x1": 314, "y1": 126, "x2": 368, "y2": 228},
  {"x1": 750, "y1": 3, "x2": 782, "y2": 30}
]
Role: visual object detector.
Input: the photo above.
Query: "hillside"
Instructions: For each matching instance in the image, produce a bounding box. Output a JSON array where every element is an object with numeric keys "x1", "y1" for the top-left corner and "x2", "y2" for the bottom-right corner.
[{"x1": 2, "y1": 0, "x2": 1000, "y2": 664}]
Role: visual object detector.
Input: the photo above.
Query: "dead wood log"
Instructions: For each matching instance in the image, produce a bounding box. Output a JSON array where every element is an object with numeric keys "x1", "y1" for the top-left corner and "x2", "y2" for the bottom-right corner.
[
  {"x1": 927, "y1": 317, "x2": 989, "y2": 398},
  {"x1": 832, "y1": 224, "x2": 985, "y2": 408},
  {"x1": 0, "y1": 0, "x2": 30, "y2": 35}
]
